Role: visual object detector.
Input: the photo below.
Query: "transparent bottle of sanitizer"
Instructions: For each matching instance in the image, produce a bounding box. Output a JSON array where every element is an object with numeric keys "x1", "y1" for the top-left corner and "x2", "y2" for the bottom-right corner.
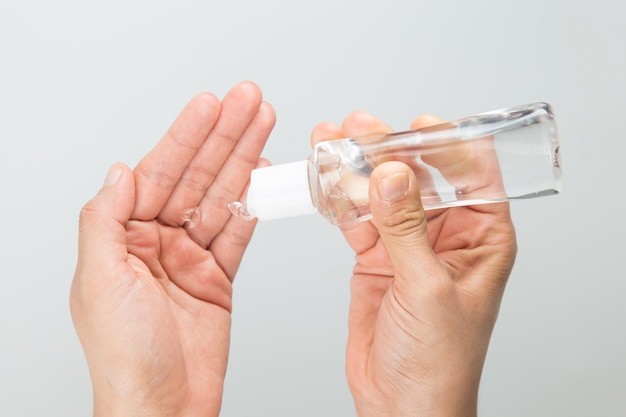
[{"x1": 229, "y1": 102, "x2": 562, "y2": 226}]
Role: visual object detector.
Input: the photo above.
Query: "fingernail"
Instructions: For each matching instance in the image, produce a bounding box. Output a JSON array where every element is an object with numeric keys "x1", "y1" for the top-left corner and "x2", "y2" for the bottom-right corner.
[
  {"x1": 378, "y1": 172, "x2": 409, "y2": 202},
  {"x1": 103, "y1": 164, "x2": 122, "y2": 186}
]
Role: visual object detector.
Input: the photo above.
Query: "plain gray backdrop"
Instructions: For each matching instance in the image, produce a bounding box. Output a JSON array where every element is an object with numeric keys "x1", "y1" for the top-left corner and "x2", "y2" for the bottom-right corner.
[{"x1": 1, "y1": 0, "x2": 624, "y2": 416}]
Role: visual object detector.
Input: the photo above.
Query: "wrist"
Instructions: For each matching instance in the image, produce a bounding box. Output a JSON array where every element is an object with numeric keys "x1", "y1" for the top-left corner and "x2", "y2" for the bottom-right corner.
[
  {"x1": 92, "y1": 384, "x2": 185, "y2": 417},
  {"x1": 93, "y1": 396, "x2": 168, "y2": 417},
  {"x1": 351, "y1": 373, "x2": 480, "y2": 417},
  {"x1": 354, "y1": 395, "x2": 478, "y2": 417}
]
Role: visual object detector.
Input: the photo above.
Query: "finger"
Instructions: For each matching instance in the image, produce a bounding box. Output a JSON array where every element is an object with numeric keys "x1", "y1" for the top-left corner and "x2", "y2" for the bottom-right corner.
[
  {"x1": 410, "y1": 114, "x2": 445, "y2": 130},
  {"x1": 132, "y1": 92, "x2": 221, "y2": 221},
  {"x1": 331, "y1": 111, "x2": 396, "y2": 252},
  {"x1": 74, "y1": 163, "x2": 136, "y2": 282},
  {"x1": 208, "y1": 158, "x2": 272, "y2": 281},
  {"x1": 310, "y1": 121, "x2": 343, "y2": 147},
  {"x1": 189, "y1": 100, "x2": 276, "y2": 248},
  {"x1": 340, "y1": 110, "x2": 393, "y2": 140},
  {"x1": 158, "y1": 81, "x2": 266, "y2": 226},
  {"x1": 408, "y1": 115, "x2": 447, "y2": 216},
  {"x1": 368, "y1": 161, "x2": 444, "y2": 288},
  {"x1": 412, "y1": 115, "x2": 506, "y2": 203},
  {"x1": 310, "y1": 120, "x2": 381, "y2": 251},
  {"x1": 311, "y1": 110, "x2": 395, "y2": 145},
  {"x1": 310, "y1": 112, "x2": 393, "y2": 253},
  {"x1": 412, "y1": 116, "x2": 515, "y2": 291}
]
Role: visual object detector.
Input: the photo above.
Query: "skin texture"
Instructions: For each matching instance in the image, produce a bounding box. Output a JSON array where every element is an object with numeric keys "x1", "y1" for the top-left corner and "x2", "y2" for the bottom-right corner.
[
  {"x1": 70, "y1": 81, "x2": 275, "y2": 417},
  {"x1": 311, "y1": 112, "x2": 517, "y2": 417}
]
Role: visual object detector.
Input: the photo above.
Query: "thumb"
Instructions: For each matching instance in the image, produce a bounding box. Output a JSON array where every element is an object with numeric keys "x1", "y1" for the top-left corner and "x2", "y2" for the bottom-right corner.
[
  {"x1": 369, "y1": 161, "x2": 440, "y2": 285},
  {"x1": 76, "y1": 163, "x2": 136, "y2": 276}
]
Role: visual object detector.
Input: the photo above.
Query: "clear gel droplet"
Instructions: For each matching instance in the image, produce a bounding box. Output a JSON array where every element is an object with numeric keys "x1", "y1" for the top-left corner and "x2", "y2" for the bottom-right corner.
[
  {"x1": 181, "y1": 206, "x2": 202, "y2": 228},
  {"x1": 228, "y1": 201, "x2": 254, "y2": 221}
]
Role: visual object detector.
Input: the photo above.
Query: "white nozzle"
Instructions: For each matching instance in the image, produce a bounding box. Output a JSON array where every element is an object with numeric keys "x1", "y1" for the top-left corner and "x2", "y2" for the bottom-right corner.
[{"x1": 245, "y1": 160, "x2": 317, "y2": 221}]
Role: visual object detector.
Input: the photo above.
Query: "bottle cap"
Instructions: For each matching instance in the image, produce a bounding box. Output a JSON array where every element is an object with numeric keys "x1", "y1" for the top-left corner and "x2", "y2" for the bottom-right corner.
[{"x1": 246, "y1": 160, "x2": 317, "y2": 221}]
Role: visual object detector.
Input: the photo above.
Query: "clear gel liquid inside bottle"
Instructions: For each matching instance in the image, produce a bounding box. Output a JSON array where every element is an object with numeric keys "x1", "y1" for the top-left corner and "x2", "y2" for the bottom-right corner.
[{"x1": 230, "y1": 102, "x2": 561, "y2": 226}]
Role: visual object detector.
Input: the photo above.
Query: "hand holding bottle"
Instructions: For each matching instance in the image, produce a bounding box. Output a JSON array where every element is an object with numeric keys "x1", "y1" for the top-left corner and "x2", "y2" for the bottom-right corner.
[
  {"x1": 240, "y1": 102, "x2": 559, "y2": 225},
  {"x1": 311, "y1": 111, "x2": 518, "y2": 417},
  {"x1": 70, "y1": 81, "x2": 275, "y2": 417}
]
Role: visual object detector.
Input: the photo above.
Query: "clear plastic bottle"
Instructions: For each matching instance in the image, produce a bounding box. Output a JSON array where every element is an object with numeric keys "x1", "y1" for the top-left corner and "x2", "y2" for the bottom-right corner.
[{"x1": 229, "y1": 102, "x2": 562, "y2": 226}]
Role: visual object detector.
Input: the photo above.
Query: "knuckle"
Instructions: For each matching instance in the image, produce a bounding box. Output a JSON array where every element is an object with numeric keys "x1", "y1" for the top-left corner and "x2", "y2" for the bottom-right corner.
[
  {"x1": 136, "y1": 163, "x2": 178, "y2": 190},
  {"x1": 78, "y1": 199, "x2": 101, "y2": 223},
  {"x1": 379, "y1": 205, "x2": 427, "y2": 237}
]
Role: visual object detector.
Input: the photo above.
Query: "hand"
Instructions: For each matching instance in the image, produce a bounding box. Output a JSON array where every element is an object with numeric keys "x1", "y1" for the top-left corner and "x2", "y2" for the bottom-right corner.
[
  {"x1": 70, "y1": 81, "x2": 275, "y2": 417},
  {"x1": 311, "y1": 112, "x2": 517, "y2": 417}
]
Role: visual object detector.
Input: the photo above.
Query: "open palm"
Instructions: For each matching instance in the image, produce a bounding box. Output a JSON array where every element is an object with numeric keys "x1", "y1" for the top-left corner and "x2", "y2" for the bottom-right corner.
[{"x1": 71, "y1": 81, "x2": 275, "y2": 417}]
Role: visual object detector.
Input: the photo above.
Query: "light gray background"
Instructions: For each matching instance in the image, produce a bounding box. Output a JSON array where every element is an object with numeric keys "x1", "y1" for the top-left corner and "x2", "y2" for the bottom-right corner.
[{"x1": 1, "y1": 1, "x2": 624, "y2": 416}]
